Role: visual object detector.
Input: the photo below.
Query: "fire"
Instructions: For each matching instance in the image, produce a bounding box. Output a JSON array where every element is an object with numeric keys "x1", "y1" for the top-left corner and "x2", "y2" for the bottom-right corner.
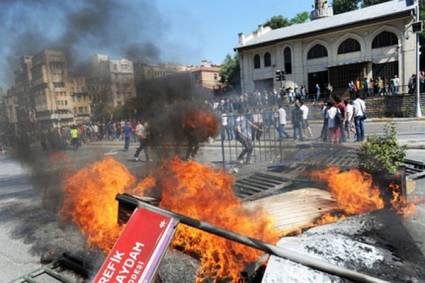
[
  {"x1": 135, "y1": 158, "x2": 279, "y2": 282},
  {"x1": 389, "y1": 183, "x2": 421, "y2": 216},
  {"x1": 60, "y1": 157, "x2": 136, "y2": 252},
  {"x1": 183, "y1": 109, "x2": 219, "y2": 139},
  {"x1": 314, "y1": 212, "x2": 346, "y2": 226},
  {"x1": 310, "y1": 167, "x2": 384, "y2": 215},
  {"x1": 61, "y1": 157, "x2": 279, "y2": 282}
]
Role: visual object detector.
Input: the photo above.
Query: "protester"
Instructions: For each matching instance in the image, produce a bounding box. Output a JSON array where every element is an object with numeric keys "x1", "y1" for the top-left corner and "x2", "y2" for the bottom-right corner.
[
  {"x1": 391, "y1": 75, "x2": 399, "y2": 95},
  {"x1": 353, "y1": 93, "x2": 366, "y2": 142},
  {"x1": 319, "y1": 102, "x2": 330, "y2": 142},
  {"x1": 277, "y1": 104, "x2": 290, "y2": 140},
  {"x1": 292, "y1": 100, "x2": 304, "y2": 141},
  {"x1": 134, "y1": 121, "x2": 151, "y2": 161},
  {"x1": 334, "y1": 96, "x2": 346, "y2": 143},
  {"x1": 251, "y1": 109, "x2": 263, "y2": 141},
  {"x1": 315, "y1": 83, "x2": 321, "y2": 102},
  {"x1": 344, "y1": 100, "x2": 354, "y2": 140},
  {"x1": 122, "y1": 121, "x2": 132, "y2": 151},
  {"x1": 326, "y1": 102, "x2": 341, "y2": 144},
  {"x1": 299, "y1": 100, "x2": 312, "y2": 138},
  {"x1": 69, "y1": 125, "x2": 80, "y2": 150},
  {"x1": 235, "y1": 109, "x2": 254, "y2": 164}
]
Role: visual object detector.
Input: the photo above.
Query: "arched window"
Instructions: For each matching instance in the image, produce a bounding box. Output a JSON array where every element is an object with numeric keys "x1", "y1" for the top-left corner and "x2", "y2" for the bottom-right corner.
[
  {"x1": 307, "y1": 44, "x2": 328, "y2": 59},
  {"x1": 372, "y1": 31, "x2": 398, "y2": 49},
  {"x1": 338, "y1": 38, "x2": 361, "y2": 54},
  {"x1": 264, "y1": 52, "x2": 271, "y2": 67},
  {"x1": 283, "y1": 47, "x2": 292, "y2": 74},
  {"x1": 254, "y1": 54, "x2": 261, "y2": 69}
]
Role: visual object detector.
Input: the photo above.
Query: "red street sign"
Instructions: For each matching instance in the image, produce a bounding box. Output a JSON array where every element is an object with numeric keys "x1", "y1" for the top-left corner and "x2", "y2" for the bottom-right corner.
[{"x1": 93, "y1": 208, "x2": 178, "y2": 283}]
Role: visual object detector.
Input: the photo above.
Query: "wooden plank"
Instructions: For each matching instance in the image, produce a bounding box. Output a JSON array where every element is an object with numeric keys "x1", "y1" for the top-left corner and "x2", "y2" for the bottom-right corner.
[{"x1": 244, "y1": 188, "x2": 338, "y2": 231}]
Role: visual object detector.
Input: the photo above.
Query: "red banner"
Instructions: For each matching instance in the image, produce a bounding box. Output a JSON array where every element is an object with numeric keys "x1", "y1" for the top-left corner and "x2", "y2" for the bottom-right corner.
[{"x1": 93, "y1": 208, "x2": 178, "y2": 283}]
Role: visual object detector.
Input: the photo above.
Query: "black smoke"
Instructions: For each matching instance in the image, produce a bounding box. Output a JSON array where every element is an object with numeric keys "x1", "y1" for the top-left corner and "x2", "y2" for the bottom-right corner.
[{"x1": 0, "y1": 0, "x2": 165, "y2": 83}]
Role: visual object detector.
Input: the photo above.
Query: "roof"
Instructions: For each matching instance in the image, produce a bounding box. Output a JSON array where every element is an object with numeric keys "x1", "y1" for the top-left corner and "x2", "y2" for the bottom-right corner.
[
  {"x1": 236, "y1": 0, "x2": 415, "y2": 50},
  {"x1": 190, "y1": 66, "x2": 221, "y2": 73}
]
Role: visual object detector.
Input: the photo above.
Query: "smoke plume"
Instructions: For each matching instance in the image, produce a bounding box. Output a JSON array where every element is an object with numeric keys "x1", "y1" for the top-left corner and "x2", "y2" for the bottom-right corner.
[{"x1": 0, "y1": 0, "x2": 165, "y2": 84}]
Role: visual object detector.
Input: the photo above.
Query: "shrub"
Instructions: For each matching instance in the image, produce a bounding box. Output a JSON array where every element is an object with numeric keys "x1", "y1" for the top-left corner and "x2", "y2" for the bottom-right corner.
[{"x1": 358, "y1": 122, "x2": 406, "y2": 175}]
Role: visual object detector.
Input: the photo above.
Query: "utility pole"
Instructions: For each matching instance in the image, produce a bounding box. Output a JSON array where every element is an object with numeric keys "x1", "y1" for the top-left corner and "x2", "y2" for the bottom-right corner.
[{"x1": 416, "y1": 0, "x2": 422, "y2": 117}]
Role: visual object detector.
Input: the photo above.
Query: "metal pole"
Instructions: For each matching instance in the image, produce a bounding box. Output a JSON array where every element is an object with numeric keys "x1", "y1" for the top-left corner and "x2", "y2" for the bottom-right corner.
[
  {"x1": 221, "y1": 133, "x2": 226, "y2": 169},
  {"x1": 416, "y1": 0, "x2": 422, "y2": 117},
  {"x1": 116, "y1": 193, "x2": 389, "y2": 283}
]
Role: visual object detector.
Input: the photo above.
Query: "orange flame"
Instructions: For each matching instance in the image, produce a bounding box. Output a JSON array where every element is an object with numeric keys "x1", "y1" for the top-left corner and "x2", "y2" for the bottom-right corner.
[
  {"x1": 135, "y1": 158, "x2": 279, "y2": 282},
  {"x1": 183, "y1": 109, "x2": 219, "y2": 139},
  {"x1": 62, "y1": 157, "x2": 279, "y2": 282},
  {"x1": 310, "y1": 167, "x2": 384, "y2": 215},
  {"x1": 60, "y1": 157, "x2": 136, "y2": 252},
  {"x1": 314, "y1": 212, "x2": 346, "y2": 226},
  {"x1": 389, "y1": 183, "x2": 419, "y2": 216}
]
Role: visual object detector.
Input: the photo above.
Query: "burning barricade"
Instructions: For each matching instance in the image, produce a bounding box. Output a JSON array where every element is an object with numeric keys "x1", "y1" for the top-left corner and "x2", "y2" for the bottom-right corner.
[{"x1": 60, "y1": 156, "x2": 422, "y2": 282}]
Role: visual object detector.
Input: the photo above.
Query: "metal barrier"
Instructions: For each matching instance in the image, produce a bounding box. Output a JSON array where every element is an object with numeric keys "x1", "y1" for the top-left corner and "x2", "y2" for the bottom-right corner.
[{"x1": 219, "y1": 111, "x2": 295, "y2": 168}]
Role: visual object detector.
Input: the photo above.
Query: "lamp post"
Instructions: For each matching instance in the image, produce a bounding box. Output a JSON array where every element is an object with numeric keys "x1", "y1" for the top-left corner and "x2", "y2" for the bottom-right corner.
[{"x1": 416, "y1": 0, "x2": 422, "y2": 117}]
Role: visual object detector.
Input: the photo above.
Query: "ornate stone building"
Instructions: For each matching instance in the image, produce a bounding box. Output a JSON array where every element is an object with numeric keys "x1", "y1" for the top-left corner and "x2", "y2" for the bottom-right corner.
[{"x1": 235, "y1": 0, "x2": 418, "y2": 94}]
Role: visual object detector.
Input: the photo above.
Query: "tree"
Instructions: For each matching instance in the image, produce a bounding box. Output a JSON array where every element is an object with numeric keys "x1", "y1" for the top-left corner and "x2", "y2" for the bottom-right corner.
[
  {"x1": 263, "y1": 15, "x2": 290, "y2": 29},
  {"x1": 263, "y1": 13, "x2": 310, "y2": 30},
  {"x1": 290, "y1": 12, "x2": 310, "y2": 25},
  {"x1": 361, "y1": 0, "x2": 390, "y2": 8},
  {"x1": 220, "y1": 53, "x2": 240, "y2": 89},
  {"x1": 332, "y1": 0, "x2": 360, "y2": 15}
]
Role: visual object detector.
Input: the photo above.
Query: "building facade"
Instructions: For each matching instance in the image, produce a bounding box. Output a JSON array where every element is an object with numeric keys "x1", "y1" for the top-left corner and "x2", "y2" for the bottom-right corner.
[
  {"x1": 88, "y1": 54, "x2": 136, "y2": 108},
  {"x1": 236, "y1": 0, "x2": 417, "y2": 94},
  {"x1": 31, "y1": 49, "x2": 74, "y2": 127},
  {"x1": 189, "y1": 60, "x2": 223, "y2": 90},
  {"x1": 69, "y1": 76, "x2": 91, "y2": 124}
]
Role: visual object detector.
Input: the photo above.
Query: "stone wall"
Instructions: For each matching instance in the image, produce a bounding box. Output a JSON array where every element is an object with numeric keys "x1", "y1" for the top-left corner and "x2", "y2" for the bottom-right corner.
[
  {"x1": 298, "y1": 94, "x2": 425, "y2": 121},
  {"x1": 365, "y1": 94, "x2": 425, "y2": 118}
]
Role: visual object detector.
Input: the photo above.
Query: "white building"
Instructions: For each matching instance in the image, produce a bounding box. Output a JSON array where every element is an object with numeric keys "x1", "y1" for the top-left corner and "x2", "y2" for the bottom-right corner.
[{"x1": 235, "y1": 0, "x2": 418, "y2": 94}]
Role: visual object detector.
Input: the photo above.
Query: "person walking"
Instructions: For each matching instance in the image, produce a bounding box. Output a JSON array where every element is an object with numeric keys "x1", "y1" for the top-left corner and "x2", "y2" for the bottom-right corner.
[
  {"x1": 315, "y1": 83, "x2": 321, "y2": 102},
  {"x1": 326, "y1": 102, "x2": 341, "y2": 144},
  {"x1": 235, "y1": 109, "x2": 254, "y2": 164},
  {"x1": 344, "y1": 100, "x2": 354, "y2": 140},
  {"x1": 277, "y1": 104, "x2": 290, "y2": 139},
  {"x1": 353, "y1": 93, "x2": 366, "y2": 142},
  {"x1": 69, "y1": 125, "x2": 80, "y2": 150},
  {"x1": 299, "y1": 101, "x2": 312, "y2": 138},
  {"x1": 319, "y1": 102, "x2": 330, "y2": 142},
  {"x1": 334, "y1": 96, "x2": 346, "y2": 143},
  {"x1": 123, "y1": 121, "x2": 132, "y2": 151},
  {"x1": 134, "y1": 121, "x2": 151, "y2": 161},
  {"x1": 391, "y1": 75, "x2": 399, "y2": 95},
  {"x1": 292, "y1": 100, "x2": 304, "y2": 141},
  {"x1": 251, "y1": 108, "x2": 263, "y2": 141}
]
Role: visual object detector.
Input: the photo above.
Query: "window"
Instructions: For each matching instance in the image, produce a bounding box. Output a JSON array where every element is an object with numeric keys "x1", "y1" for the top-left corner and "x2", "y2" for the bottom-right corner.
[
  {"x1": 307, "y1": 44, "x2": 328, "y2": 59},
  {"x1": 372, "y1": 31, "x2": 398, "y2": 49},
  {"x1": 254, "y1": 54, "x2": 261, "y2": 69},
  {"x1": 283, "y1": 47, "x2": 292, "y2": 74},
  {"x1": 338, "y1": 38, "x2": 361, "y2": 54},
  {"x1": 264, "y1": 52, "x2": 271, "y2": 67}
]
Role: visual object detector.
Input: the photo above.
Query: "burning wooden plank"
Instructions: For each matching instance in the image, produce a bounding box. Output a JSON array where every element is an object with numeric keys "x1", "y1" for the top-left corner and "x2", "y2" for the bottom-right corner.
[{"x1": 244, "y1": 188, "x2": 338, "y2": 232}]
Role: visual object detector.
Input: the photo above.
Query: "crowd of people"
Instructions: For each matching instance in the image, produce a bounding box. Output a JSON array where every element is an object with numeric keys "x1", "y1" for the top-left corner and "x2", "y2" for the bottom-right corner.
[
  {"x1": 39, "y1": 120, "x2": 152, "y2": 161},
  {"x1": 213, "y1": 91, "x2": 367, "y2": 164}
]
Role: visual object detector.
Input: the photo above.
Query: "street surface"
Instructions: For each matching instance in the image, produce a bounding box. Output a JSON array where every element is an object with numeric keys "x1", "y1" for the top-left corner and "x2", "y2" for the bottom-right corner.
[{"x1": 0, "y1": 118, "x2": 424, "y2": 280}]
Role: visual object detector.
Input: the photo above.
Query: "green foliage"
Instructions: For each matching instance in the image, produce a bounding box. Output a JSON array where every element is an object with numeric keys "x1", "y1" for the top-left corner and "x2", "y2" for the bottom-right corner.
[
  {"x1": 264, "y1": 15, "x2": 290, "y2": 29},
  {"x1": 220, "y1": 53, "x2": 240, "y2": 88},
  {"x1": 263, "y1": 12, "x2": 310, "y2": 30},
  {"x1": 290, "y1": 12, "x2": 310, "y2": 25},
  {"x1": 358, "y1": 122, "x2": 406, "y2": 175},
  {"x1": 333, "y1": 0, "x2": 360, "y2": 15}
]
